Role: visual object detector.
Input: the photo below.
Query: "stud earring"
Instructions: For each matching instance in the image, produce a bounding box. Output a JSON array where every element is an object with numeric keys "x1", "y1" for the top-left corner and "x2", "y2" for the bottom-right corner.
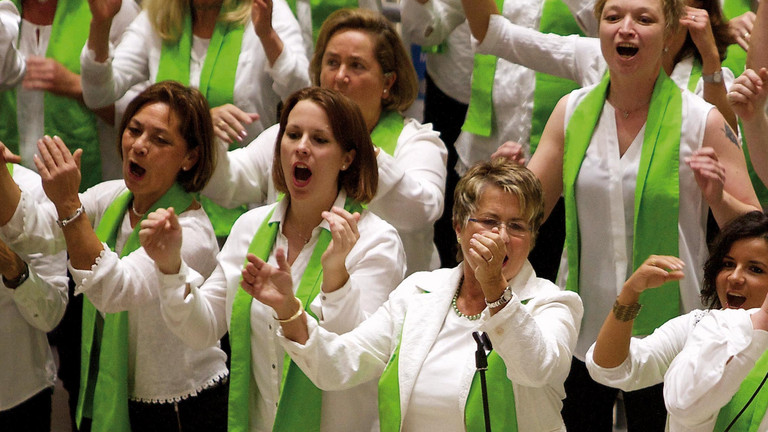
[
  {"x1": 663, "y1": 46, "x2": 669, "y2": 54},
  {"x1": 383, "y1": 89, "x2": 388, "y2": 94}
]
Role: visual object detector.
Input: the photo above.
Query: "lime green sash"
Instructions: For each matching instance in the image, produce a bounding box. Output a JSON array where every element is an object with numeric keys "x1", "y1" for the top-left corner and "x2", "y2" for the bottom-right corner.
[
  {"x1": 563, "y1": 71, "x2": 682, "y2": 335},
  {"x1": 529, "y1": 0, "x2": 585, "y2": 155},
  {"x1": 1, "y1": 0, "x2": 101, "y2": 190},
  {"x1": 377, "y1": 329, "x2": 403, "y2": 432},
  {"x1": 461, "y1": 0, "x2": 504, "y2": 137},
  {"x1": 227, "y1": 196, "x2": 363, "y2": 432},
  {"x1": 370, "y1": 110, "x2": 405, "y2": 156},
  {"x1": 155, "y1": 8, "x2": 246, "y2": 237},
  {"x1": 714, "y1": 350, "x2": 768, "y2": 431},
  {"x1": 7, "y1": 163, "x2": 12, "y2": 176},
  {"x1": 285, "y1": 0, "x2": 356, "y2": 44},
  {"x1": 75, "y1": 183, "x2": 193, "y2": 431}
]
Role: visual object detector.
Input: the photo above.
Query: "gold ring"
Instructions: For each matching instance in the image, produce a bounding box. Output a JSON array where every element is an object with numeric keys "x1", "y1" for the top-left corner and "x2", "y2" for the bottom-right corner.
[
  {"x1": 218, "y1": 121, "x2": 226, "y2": 129},
  {"x1": 649, "y1": 259, "x2": 657, "y2": 267},
  {"x1": 487, "y1": 255, "x2": 494, "y2": 264}
]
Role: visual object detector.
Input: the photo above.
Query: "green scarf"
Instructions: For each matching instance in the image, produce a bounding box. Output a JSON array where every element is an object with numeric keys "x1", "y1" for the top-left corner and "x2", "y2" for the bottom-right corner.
[
  {"x1": 563, "y1": 71, "x2": 682, "y2": 335},
  {"x1": 75, "y1": 183, "x2": 193, "y2": 431},
  {"x1": 155, "y1": 7, "x2": 246, "y2": 237},
  {"x1": 227, "y1": 196, "x2": 363, "y2": 432},
  {"x1": 461, "y1": 0, "x2": 504, "y2": 137},
  {"x1": 1, "y1": 0, "x2": 101, "y2": 190},
  {"x1": 7, "y1": 163, "x2": 13, "y2": 176},
  {"x1": 714, "y1": 350, "x2": 768, "y2": 432},
  {"x1": 370, "y1": 110, "x2": 405, "y2": 156},
  {"x1": 285, "y1": 0, "x2": 356, "y2": 44},
  {"x1": 529, "y1": 0, "x2": 585, "y2": 154}
]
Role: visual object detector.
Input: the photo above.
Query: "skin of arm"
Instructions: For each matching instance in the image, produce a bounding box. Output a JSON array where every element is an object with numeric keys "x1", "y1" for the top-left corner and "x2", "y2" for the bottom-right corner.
[
  {"x1": 526, "y1": 95, "x2": 567, "y2": 220},
  {"x1": 460, "y1": 0, "x2": 499, "y2": 43},
  {"x1": 746, "y1": 0, "x2": 767, "y2": 70},
  {"x1": 592, "y1": 255, "x2": 685, "y2": 368},
  {"x1": 729, "y1": 68, "x2": 768, "y2": 186}
]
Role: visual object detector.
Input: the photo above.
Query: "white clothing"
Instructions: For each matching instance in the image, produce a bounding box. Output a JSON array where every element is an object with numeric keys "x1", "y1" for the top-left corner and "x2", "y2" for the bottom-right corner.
[
  {"x1": 0, "y1": 164, "x2": 67, "y2": 411},
  {"x1": 279, "y1": 262, "x2": 584, "y2": 432},
  {"x1": 477, "y1": 15, "x2": 736, "y2": 102},
  {"x1": 80, "y1": 3, "x2": 311, "y2": 141},
  {"x1": 292, "y1": 0, "x2": 381, "y2": 57},
  {"x1": 0, "y1": 180, "x2": 227, "y2": 403},
  {"x1": 664, "y1": 308, "x2": 768, "y2": 432},
  {"x1": 563, "y1": 85, "x2": 714, "y2": 360},
  {"x1": 157, "y1": 191, "x2": 406, "y2": 431},
  {"x1": 0, "y1": 1, "x2": 23, "y2": 89},
  {"x1": 11, "y1": 1, "x2": 140, "y2": 180},
  {"x1": 201, "y1": 119, "x2": 447, "y2": 275}
]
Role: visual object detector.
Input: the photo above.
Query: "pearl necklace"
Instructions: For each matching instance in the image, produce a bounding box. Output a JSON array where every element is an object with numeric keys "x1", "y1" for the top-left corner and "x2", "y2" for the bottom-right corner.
[
  {"x1": 131, "y1": 203, "x2": 145, "y2": 218},
  {"x1": 452, "y1": 277, "x2": 482, "y2": 321}
]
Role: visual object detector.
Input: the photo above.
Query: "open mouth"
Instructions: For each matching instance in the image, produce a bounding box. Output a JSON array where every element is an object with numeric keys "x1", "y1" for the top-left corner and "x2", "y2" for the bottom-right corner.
[
  {"x1": 293, "y1": 163, "x2": 312, "y2": 185},
  {"x1": 726, "y1": 293, "x2": 746, "y2": 308},
  {"x1": 129, "y1": 161, "x2": 146, "y2": 178},
  {"x1": 502, "y1": 256, "x2": 509, "y2": 266},
  {"x1": 616, "y1": 43, "x2": 639, "y2": 58}
]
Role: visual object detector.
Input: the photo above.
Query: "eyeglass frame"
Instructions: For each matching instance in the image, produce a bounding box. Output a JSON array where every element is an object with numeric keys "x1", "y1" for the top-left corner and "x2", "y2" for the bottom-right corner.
[{"x1": 466, "y1": 217, "x2": 531, "y2": 237}]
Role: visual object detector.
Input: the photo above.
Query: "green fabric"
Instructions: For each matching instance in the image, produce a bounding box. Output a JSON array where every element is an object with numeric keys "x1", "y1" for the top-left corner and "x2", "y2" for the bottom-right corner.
[
  {"x1": 529, "y1": 0, "x2": 585, "y2": 154},
  {"x1": 1, "y1": 0, "x2": 101, "y2": 190},
  {"x1": 227, "y1": 197, "x2": 363, "y2": 432},
  {"x1": 461, "y1": 0, "x2": 505, "y2": 137},
  {"x1": 370, "y1": 110, "x2": 405, "y2": 156},
  {"x1": 714, "y1": 350, "x2": 768, "y2": 431},
  {"x1": 6, "y1": 163, "x2": 12, "y2": 176},
  {"x1": 285, "y1": 0, "x2": 356, "y2": 44},
  {"x1": 465, "y1": 351, "x2": 518, "y2": 432},
  {"x1": 75, "y1": 183, "x2": 193, "y2": 431},
  {"x1": 155, "y1": 8, "x2": 247, "y2": 237},
  {"x1": 563, "y1": 71, "x2": 682, "y2": 335},
  {"x1": 377, "y1": 329, "x2": 404, "y2": 432}
]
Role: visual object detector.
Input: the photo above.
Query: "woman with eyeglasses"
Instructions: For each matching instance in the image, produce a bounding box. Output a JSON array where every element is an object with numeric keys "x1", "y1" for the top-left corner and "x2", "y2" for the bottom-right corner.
[{"x1": 243, "y1": 159, "x2": 583, "y2": 431}]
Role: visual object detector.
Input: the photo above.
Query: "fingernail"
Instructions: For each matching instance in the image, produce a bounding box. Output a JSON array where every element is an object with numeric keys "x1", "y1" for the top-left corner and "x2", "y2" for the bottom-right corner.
[{"x1": 240, "y1": 130, "x2": 248, "y2": 139}]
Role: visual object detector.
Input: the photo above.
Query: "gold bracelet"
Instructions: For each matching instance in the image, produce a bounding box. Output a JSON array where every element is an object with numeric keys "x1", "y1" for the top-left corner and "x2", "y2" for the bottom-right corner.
[
  {"x1": 612, "y1": 299, "x2": 642, "y2": 322},
  {"x1": 274, "y1": 297, "x2": 304, "y2": 324}
]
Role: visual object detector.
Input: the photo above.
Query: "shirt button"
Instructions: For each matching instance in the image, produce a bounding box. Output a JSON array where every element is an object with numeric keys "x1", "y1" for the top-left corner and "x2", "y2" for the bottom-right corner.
[
  {"x1": 321, "y1": 295, "x2": 327, "y2": 301},
  {"x1": 268, "y1": 324, "x2": 272, "y2": 330},
  {"x1": 272, "y1": 364, "x2": 276, "y2": 369}
]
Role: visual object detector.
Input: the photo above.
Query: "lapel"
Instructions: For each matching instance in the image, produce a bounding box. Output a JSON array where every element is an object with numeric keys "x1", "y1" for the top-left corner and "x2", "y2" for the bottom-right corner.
[{"x1": 397, "y1": 266, "x2": 463, "y2": 416}]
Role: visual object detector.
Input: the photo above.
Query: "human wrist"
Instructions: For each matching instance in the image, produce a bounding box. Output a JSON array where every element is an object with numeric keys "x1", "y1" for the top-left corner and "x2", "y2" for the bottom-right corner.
[
  {"x1": 56, "y1": 203, "x2": 85, "y2": 228},
  {"x1": 3, "y1": 261, "x2": 28, "y2": 289},
  {"x1": 274, "y1": 297, "x2": 303, "y2": 322}
]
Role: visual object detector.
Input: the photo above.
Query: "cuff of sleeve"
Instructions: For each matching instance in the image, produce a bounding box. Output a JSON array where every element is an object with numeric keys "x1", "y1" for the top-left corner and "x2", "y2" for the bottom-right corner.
[
  {"x1": 584, "y1": 344, "x2": 634, "y2": 386},
  {"x1": 69, "y1": 244, "x2": 110, "y2": 296},
  {"x1": 476, "y1": 15, "x2": 505, "y2": 55},
  {"x1": 157, "y1": 260, "x2": 203, "y2": 305},
  {"x1": 0, "y1": 190, "x2": 30, "y2": 243},
  {"x1": 309, "y1": 277, "x2": 354, "y2": 320},
  {"x1": 265, "y1": 47, "x2": 293, "y2": 83}
]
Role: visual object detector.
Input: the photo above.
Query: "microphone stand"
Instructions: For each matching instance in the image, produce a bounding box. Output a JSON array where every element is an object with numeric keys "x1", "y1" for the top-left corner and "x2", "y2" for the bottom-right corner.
[{"x1": 473, "y1": 331, "x2": 492, "y2": 432}]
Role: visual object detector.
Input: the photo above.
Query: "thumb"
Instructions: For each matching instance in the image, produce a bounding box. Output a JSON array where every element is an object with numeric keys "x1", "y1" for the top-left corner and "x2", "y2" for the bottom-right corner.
[
  {"x1": 167, "y1": 207, "x2": 181, "y2": 230},
  {"x1": 73, "y1": 148, "x2": 83, "y2": 171},
  {"x1": 275, "y1": 248, "x2": 290, "y2": 272}
]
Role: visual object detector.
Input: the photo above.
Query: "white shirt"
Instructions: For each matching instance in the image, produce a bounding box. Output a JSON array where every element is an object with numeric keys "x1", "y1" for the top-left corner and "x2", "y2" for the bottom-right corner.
[
  {"x1": 79, "y1": 2, "x2": 311, "y2": 142},
  {"x1": 564, "y1": 86, "x2": 714, "y2": 360},
  {"x1": 280, "y1": 262, "x2": 584, "y2": 432},
  {"x1": 157, "y1": 191, "x2": 406, "y2": 431},
  {"x1": 201, "y1": 119, "x2": 446, "y2": 275},
  {"x1": 664, "y1": 308, "x2": 768, "y2": 432},
  {"x1": 0, "y1": 164, "x2": 68, "y2": 411},
  {"x1": 0, "y1": 1, "x2": 24, "y2": 90},
  {"x1": 0, "y1": 180, "x2": 227, "y2": 403}
]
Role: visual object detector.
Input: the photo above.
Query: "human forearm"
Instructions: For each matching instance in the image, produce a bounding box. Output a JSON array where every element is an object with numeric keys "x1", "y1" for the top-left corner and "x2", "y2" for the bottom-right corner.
[
  {"x1": 747, "y1": 0, "x2": 768, "y2": 70},
  {"x1": 743, "y1": 111, "x2": 768, "y2": 185},
  {"x1": 460, "y1": 0, "x2": 498, "y2": 43}
]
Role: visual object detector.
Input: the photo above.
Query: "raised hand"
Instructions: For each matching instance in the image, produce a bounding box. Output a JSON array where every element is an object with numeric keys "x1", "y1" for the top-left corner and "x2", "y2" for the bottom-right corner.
[
  {"x1": 624, "y1": 255, "x2": 685, "y2": 294},
  {"x1": 33, "y1": 136, "x2": 82, "y2": 217},
  {"x1": 0, "y1": 141, "x2": 21, "y2": 165},
  {"x1": 210, "y1": 104, "x2": 259, "y2": 144},
  {"x1": 320, "y1": 207, "x2": 361, "y2": 292},
  {"x1": 726, "y1": 10, "x2": 756, "y2": 51},
  {"x1": 23, "y1": 57, "x2": 81, "y2": 99},
  {"x1": 139, "y1": 207, "x2": 183, "y2": 274},
  {"x1": 251, "y1": 0, "x2": 274, "y2": 39},
  {"x1": 680, "y1": 6, "x2": 720, "y2": 67},
  {"x1": 241, "y1": 249, "x2": 296, "y2": 316},
  {"x1": 464, "y1": 227, "x2": 507, "y2": 293},
  {"x1": 728, "y1": 68, "x2": 768, "y2": 121},
  {"x1": 86, "y1": 0, "x2": 122, "y2": 24},
  {"x1": 685, "y1": 147, "x2": 726, "y2": 206},
  {"x1": 491, "y1": 141, "x2": 526, "y2": 165}
]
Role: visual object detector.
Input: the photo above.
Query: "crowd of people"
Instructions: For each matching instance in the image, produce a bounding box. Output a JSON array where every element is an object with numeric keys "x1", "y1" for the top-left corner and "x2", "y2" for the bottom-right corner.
[{"x1": 0, "y1": 0, "x2": 767, "y2": 431}]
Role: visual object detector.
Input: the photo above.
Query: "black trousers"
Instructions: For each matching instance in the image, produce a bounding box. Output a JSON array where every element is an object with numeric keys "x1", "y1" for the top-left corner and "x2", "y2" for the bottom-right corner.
[
  {"x1": 562, "y1": 358, "x2": 667, "y2": 432},
  {"x1": 0, "y1": 387, "x2": 53, "y2": 432}
]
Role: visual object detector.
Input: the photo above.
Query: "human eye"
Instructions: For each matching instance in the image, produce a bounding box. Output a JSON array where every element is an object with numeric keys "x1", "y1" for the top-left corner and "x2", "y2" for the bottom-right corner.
[
  {"x1": 127, "y1": 125, "x2": 141, "y2": 136},
  {"x1": 314, "y1": 135, "x2": 330, "y2": 144},
  {"x1": 286, "y1": 131, "x2": 301, "y2": 140},
  {"x1": 153, "y1": 135, "x2": 171, "y2": 146},
  {"x1": 507, "y1": 221, "x2": 529, "y2": 233},
  {"x1": 602, "y1": 13, "x2": 620, "y2": 23},
  {"x1": 749, "y1": 265, "x2": 765, "y2": 274},
  {"x1": 324, "y1": 57, "x2": 339, "y2": 68},
  {"x1": 352, "y1": 61, "x2": 367, "y2": 70},
  {"x1": 721, "y1": 259, "x2": 735, "y2": 268},
  {"x1": 638, "y1": 14, "x2": 656, "y2": 24},
  {"x1": 479, "y1": 218, "x2": 500, "y2": 230}
]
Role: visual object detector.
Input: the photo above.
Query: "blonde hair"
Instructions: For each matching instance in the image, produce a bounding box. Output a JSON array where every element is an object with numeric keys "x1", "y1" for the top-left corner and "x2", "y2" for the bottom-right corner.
[
  {"x1": 144, "y1": 0, "x2": 251, "y2": 42},
  {"x1": 593, "y1": 0, "x2": 685, "y2": 37}
]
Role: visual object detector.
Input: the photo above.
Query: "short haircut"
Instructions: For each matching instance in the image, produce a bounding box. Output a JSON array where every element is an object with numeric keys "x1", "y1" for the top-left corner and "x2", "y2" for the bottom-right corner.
[
  {"x1": 452, "y1": 159, "x2": 545, "y2": 261},
  {"x1": 272, "y1": 87, "x2": 378, "y2": 203},
  {"x1": 593, "y1": 0, "x2": 685, "y2": 38},
  {"x1": 311, "y1": 8, "x2": 418, "y2": 112},
  {"x1": 118, "y1": 80, "x2": 216, "y2": 193}
]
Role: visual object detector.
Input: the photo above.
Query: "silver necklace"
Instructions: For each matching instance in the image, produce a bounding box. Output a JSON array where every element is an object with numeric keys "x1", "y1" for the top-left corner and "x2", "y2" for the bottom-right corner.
[
  {"x1": 131, "y1": 203, "x2": 145, "y2": 218},
  {"x1": 452, "y1": 277, "x2": 482, "y2": 321}
]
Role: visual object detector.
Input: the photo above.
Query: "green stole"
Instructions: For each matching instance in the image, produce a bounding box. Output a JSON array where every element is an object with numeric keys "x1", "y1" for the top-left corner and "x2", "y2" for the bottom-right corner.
[
  {"x1": 75, "y1": 183, "x2": 193, "y2": 431},
  {"x1": 377, "y1": 309, "x2": 523, "y2": 431},
  {"x1": 529, "y1": 0, "x2": 585, "y2": 154},
  {"x1": 285, "y1": 0, "x2": 356, "y2": 44},
  {"x1": 1, "y1": 0, "x2": 101, "y2": 190},
  {"x1": 714, "y1": 350, "x2": 768, "y2": 432},
  {"x1": 155, "y1": 8, "x2": 246, "y2": 237},
  {"x1": 370, "y1": 110, "x2": 405, "y2": 156},
  {"x1": 227, "y1": 196, "x2": 363, "y2": 432},
  {"x1": 7, "y1": 163, "x2": 13, "y2": 176},
  {"x1": 563, "y1": 71, "x2": 682, "y2": 335}
]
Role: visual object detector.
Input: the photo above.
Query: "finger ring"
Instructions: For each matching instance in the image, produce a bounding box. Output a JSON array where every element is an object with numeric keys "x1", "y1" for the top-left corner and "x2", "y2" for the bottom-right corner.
[
  {"x1": 649, "y1": 259, "x2": 656, "y2": 267},
  {"x1": 487, "y1": 255, "x2": 494, "y2": 264},
  {"x1": 745, "y1": 32, "x2": 750, "y2": 39},
  {"x1": 689, "y1": 14, "x2": 696, "y2": 21},
  {"x1": 218, "y1": 121, "x2": 226, "y2": 129}
]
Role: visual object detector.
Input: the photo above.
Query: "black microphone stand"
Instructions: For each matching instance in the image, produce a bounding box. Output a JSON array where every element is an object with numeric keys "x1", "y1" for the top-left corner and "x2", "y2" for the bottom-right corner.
[{"x1": 473, "y1": 331, "x2": 492, "y2": 432}]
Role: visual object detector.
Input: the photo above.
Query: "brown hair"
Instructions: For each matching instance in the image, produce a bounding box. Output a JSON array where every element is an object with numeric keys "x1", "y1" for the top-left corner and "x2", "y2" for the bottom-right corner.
[
  {"x1": 311, "y1": 8, "x2": 418, "y2": 112},
  {"x1": 272, "y1": 87, "x2": 378, "y2": 203},
  {"x1": 118, "y1": 80, "x2": 216, "y2": 193},
  {"x1": 593, "y1": 0, "x2": 685, "y2": 37},
  {"x1": 452, "y1": 159, "x2": 545, "y2": 261}
]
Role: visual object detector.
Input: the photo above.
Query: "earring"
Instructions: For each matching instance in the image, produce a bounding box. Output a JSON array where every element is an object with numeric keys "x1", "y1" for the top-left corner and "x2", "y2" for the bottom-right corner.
[
  {"x1": 456, "y1": 235, "x2": 461, "y2": 244},
  {"x1": 663, "y1": 46, "x2": 669, "y2": 54},
  {"x1": 383, "y1": 89, "x2": 388, "y2": 94},
  {"x1": 341, "y1": 164, "x2": 347, "y2": 170}
]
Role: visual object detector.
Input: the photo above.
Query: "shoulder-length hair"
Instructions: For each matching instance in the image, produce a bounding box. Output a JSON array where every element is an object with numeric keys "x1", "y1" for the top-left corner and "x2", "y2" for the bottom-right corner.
[
  {"x1": 118, "y1": 80, "x2": 216, "y2": 193},
  {"x1": 272, "y1": 87, "x2": 378, "y2": 203},
  {"x1": 144, "y1": 0, "x2": 251, "y2": 42},
  {"x1": 310, "y1": 8, "x2": 418, "y2": 112}
]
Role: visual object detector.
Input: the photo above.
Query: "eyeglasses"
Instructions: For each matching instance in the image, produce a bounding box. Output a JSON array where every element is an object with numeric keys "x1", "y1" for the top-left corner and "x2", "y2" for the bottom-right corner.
[{"x1": 468, "y1": 218, "x2": 531, "y2": 237}]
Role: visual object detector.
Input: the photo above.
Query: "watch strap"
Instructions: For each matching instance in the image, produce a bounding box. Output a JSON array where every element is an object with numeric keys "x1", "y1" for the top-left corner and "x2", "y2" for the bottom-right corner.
[
  {"x1": 3, "y1": 262, "x2": 29, "y2": 289},
  {"x1": 486, "y1": 286, "x2": 512, "y2": 308}
]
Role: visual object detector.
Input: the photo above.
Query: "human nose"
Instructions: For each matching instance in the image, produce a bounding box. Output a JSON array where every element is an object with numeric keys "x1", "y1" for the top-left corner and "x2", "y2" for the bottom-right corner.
[
  {"x1": 727, "y1": 265, "x2": 746, "y2": 284},
  {"x1": 335, "y1": 65, "x2": 350, "y2": 84},
  {"x1": 295, "y1": 135, "x2": 310, "y2": 155},
  {"x1": 131, "y1": 134, "x2": 149, "y2": 156},
  {"x1": 619, "y1": 16, "x2": 634, "y2": 35}
]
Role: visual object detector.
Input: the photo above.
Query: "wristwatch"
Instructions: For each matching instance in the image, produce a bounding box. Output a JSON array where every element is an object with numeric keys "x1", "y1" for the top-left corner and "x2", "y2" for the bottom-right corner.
[
  {"x1": 485, "y1": 286, "x2": 513, "y2": 308},
  {"x1": 3, "y1": 263, "x2": 29, "y2": 289},
  {"x1": 702, "y1": 69, "x2": 723, "y2": 84}
]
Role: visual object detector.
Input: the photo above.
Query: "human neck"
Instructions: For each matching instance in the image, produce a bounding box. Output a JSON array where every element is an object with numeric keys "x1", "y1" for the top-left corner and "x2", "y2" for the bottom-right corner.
[
  {"x1": 607, "y1": 72, "x2": 657, "y2": 119},
  {"x1": 284, "y1": 192, "x2": 338, "y2": 242},
  {"x1": 191, "y1": 1, "x2": 221, "y2": 37},
  {"x1": 364, "y1": 108, "x2": 382, "y2": 133}
]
